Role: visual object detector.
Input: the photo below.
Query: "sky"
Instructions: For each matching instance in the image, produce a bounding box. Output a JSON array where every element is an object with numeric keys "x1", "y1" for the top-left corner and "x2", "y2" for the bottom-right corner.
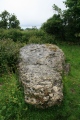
[{"x1": 0, "y1": 0, "x2": 66, "y2": 29}]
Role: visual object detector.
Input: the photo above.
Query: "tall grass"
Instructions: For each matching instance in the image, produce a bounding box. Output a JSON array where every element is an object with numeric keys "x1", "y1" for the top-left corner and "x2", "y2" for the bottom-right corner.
[{"x1": 0, "y1": 74, "x2": 28, "y2": 120}]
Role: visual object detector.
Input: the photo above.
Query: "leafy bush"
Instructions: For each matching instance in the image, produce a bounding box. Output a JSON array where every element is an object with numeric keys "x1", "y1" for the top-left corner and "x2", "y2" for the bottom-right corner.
[
  {"x1": 7, "y1": 29, "x2": 22, "y2": 42},
  {"x1": 0, "y1": 29, "x2": 22, "y2": 42},
  {"x1": 27, "y1": 30, "x2": 55, "y2": 44},
  {"x1": 21, "y1": 29, "x2": 47, "y2": 43},
  {"x1": 28, "y1": 36, "x2": 42, "y2": 44},
  {"x1": 0, "y1": 39, "x2": 24, "y2": 75},
  {"x1": 0, "y1": 29, "x2": 55, "y2": 44}
]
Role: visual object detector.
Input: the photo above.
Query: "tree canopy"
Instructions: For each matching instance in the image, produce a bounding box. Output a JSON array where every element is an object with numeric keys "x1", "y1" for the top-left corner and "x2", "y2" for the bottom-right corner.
[
  {"x1": 0, "y1": 10, "x2": 20, "y2": 29},
  {"x1": 41, "y1": 0, "x2": 80, "y2": 42}
]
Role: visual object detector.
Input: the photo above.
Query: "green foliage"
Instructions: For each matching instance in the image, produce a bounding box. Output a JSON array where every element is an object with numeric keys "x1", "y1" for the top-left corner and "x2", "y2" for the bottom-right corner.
[
  {"x1": 63, "y1": 0, "x2": 80, "y2": 42},
  {"x1": 41, "y1": 0, "x2": 80, "y2": 43},
  {"x1": 27, "y1": 31, "x2": 55, "y2": 44},
  {"x1": 28, "y1": 36, "x2": 42, "y2": 44},
  {"x1": 0, "y1": 29, "x2": 55, "y2": 44},
  {"x1": 41, "y1": 14, "x2": 64, "y2": 40},
  {"x1": 7, "y1": 29, "x2": 23, "y2": 42},
  {"x1": 0, "y1": 10, "x2": 10, "y2": 29},
  {"x1": 0, "y1": 43, "x2": 80, "y2": 120},
  {"x1": 0, "y1": 10, "x2": 20, "y2": 29},
  {"x1": 53, "y1": 4, "x2": 62, "y2": 18},
  {"x1": 9, "y1": 14, "x2": 20, "y2": 29},
  {"x1": 0, "y1": 29, "x2": 22, "y2": 42},
  {"x1": 0, "y1": 39, "x2": 24, "y2": 75}
]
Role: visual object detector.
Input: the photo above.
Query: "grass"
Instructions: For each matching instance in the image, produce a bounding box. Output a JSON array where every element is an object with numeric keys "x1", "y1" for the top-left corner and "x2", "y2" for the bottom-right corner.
[
  {"x1": 0, "y1": 43, "x2": 80, "y2": 120},
  {"x1": 0, "y1": 74, "x2": 28, "y2": 120}
]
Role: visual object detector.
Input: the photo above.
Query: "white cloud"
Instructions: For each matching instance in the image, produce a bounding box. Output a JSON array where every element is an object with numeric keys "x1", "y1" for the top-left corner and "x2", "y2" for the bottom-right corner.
[{"x1": 0, "y1": 0, "x2": 66, "y2": 28}]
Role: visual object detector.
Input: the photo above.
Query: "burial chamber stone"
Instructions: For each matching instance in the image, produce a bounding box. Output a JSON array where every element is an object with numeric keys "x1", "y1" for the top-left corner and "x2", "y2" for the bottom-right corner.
[{"x1": 19, "y1": 44, "x2": 65, "y2": 108}]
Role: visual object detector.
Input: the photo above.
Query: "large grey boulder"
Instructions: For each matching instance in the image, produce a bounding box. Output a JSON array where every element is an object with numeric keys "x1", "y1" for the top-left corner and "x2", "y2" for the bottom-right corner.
[{"x1": 19, "y1": 44, "x2": 65, "y2": 108}]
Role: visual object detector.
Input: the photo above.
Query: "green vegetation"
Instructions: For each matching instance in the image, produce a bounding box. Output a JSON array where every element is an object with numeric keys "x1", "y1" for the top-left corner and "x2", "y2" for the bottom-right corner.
[
  {"x1": 0, "y1": 28, "x2": 55, "y2": 43},
  {"x1": 0, "y1": 43, "x2": 80, "y2": 120},
  {"x1": 0, "y1": 10, "x2": 20, "y2": 29},
  {"x1": 0, "y1": 0, "x2": 80, "y2": 119},
  {"x1": 0, "y1": 39, "x2": 24, "y2": 75},
  {"x1": 0, "y1": 74, "x2": 28, "y2": 120},
  {"x1": 41, "y1": 0, "x2": 80, "y2": 43}
]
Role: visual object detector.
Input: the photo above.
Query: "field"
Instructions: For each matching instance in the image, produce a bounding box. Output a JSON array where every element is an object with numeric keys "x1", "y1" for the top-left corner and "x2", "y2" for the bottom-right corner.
[{"x1": 0, "y1": 42, "x2": 80, "y2": 120}]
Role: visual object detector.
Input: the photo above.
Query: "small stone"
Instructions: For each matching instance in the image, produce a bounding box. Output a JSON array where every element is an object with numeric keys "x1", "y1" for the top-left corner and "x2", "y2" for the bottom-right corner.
[
  {"x1": 33, "y1": 85, "x2": 43, "y2": 90},
  {"x1": 49, "y1": 93, "x2": 53, "y2": 97},
  {"x1": 43, "y1": 96, "x2": 49, "y2": 101},
  {"x1": 53, "y1": 86, "x2": 58, "y2": 92}
]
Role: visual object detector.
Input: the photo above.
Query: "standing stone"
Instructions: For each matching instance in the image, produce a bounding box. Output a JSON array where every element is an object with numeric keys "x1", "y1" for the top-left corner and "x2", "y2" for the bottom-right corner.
[{"x1": 19, "y1": 44, "x2": 65, "y2": 108}]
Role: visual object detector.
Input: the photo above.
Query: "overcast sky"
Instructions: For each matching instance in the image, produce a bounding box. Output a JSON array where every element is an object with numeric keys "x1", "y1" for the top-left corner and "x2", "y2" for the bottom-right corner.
[{"x1": 0, "y1": 0, "x2": 66, "y2": 29}]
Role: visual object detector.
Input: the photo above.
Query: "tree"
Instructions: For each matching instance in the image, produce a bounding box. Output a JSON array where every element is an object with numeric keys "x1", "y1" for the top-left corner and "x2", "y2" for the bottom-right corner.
[
  {"x1": 53, "y1": 4, "x2": 63, "y2": 18},
  {"x1": 9, "y1": 14, "x2": 20, "y2": 29},
  {"x1": 0, "y1": 10, "x2": 20, "y2": 29},
  {"x1": 63, "y1": 0, "x2": 80, "y2": 41},
  {"x1": 0, "y1": 10, "x2": 10, "y2": 29},
  {"x1": 41, "y1": 0, "x2": 80, "y2": 42},
  {"x1": 41, "y1": 13, "x2": 64, "y2": 40}
]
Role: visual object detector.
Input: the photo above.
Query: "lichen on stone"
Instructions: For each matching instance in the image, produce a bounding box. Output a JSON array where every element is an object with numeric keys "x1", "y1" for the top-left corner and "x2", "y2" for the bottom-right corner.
[{"x1": 19, "y1": 44, "x2": 66, "y2": 108}]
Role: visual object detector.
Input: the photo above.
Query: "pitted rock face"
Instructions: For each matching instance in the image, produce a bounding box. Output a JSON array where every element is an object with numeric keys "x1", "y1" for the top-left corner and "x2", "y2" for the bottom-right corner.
[{"x1": 19, "y1": 44, "x2": 65, "y2": 108}]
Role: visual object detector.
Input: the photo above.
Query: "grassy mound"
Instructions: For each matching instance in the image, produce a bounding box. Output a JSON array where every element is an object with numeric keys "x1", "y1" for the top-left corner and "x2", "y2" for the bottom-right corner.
[{"x1": 0, "y1": 43, "x2": 80, "y2": 120}]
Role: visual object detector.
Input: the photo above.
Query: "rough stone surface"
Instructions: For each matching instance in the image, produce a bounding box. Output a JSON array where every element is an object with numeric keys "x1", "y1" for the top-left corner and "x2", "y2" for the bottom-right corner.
[{"x1": 19, "y1": 44, "x2": 65, "y2": 108}]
